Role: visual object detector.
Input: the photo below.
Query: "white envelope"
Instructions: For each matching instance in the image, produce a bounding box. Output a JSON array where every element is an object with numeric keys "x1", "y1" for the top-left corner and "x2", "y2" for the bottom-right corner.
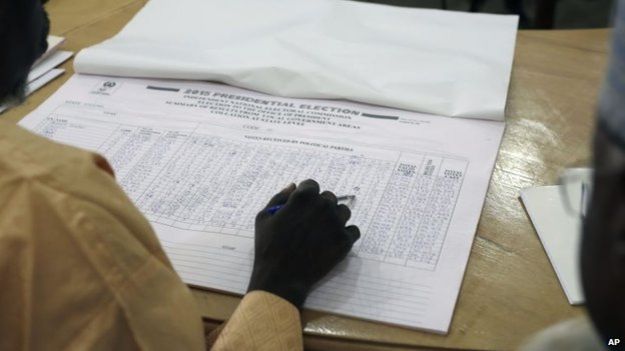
[{"x1": 74, "y1": 0, "x2": 518, "y2": 120}]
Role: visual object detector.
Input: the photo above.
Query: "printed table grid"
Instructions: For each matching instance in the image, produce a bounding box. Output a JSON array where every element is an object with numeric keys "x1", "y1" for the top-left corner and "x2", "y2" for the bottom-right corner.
[{"x1": 33, "y1": 113, "x2": 468, "y2": 271}]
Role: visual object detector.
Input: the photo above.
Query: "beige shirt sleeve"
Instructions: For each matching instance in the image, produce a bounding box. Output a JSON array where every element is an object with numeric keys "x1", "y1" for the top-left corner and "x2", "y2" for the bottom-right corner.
[
  {"x1": 0, "y1": 120, "x2": 304, "y2": 351},
  {"x1": 211, "y1": 291, "x2": 303, "y2": 351},
  {"x1": 0, "y1": 121, "x2": 205, "y2": 350}
]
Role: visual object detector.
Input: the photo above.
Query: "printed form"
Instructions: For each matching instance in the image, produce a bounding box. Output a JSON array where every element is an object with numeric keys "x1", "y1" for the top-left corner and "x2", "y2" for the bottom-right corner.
[{"x1": 19, "y1": 74, "x2": 504, "y2": 333}]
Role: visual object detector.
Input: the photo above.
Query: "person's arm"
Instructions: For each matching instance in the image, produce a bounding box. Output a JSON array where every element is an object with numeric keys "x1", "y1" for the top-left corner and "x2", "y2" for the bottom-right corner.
[
  {"x1": 209, "y1": 180, "x2": 360, "y2": 351},
  {"x1": 582, "y1": 0, "x2": 625, "y2": 347},
  {"x1": 209, "y1": 291, "x2": 302, "y2": 351},
  {"x1": 0, "y1": 122, "x2": 206, "y2": 351}
]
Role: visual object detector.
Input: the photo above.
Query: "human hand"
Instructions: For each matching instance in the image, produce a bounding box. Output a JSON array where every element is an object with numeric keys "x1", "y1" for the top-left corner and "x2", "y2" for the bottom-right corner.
[{"x1": 247, "y1": 179, "x2": 360, "y2": 308}]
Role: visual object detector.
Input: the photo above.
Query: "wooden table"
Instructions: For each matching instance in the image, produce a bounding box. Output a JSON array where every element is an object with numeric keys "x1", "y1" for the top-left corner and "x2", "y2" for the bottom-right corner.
[{"x1": 3, "y1": 0, "x2": 610, "y2": 349}]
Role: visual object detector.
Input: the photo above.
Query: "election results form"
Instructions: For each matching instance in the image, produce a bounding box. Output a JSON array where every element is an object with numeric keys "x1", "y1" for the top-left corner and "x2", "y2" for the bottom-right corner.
[{"x1": 19, "y1": 74, "x2": 504, "y2": 333}]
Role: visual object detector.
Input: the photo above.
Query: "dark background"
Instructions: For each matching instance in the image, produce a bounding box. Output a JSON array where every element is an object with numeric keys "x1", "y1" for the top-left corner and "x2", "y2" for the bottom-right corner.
[{"x1": 356, "y1": 0, "x2": 615, "y2": 28}]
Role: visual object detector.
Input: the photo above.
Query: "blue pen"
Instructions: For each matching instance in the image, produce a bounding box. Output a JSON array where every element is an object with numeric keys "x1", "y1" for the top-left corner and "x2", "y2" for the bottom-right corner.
[{"x1": 267, "y1": 195, "x2": 355, "y2": 215}]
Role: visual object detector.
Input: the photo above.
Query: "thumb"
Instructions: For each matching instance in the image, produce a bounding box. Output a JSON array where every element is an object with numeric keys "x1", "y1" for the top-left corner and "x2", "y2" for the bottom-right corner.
[
  {"x1": 257, "y1": 183, "x2": 297, "y2": 221},
  {"x1": 265, "y1": 183, "x2": 297, "y2": 208}
]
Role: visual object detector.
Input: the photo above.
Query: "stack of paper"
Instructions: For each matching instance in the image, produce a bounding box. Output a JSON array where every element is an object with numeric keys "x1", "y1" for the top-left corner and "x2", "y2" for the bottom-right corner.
[{"x1": 0, "y1": 35, "x2": 72, "y2": 114}]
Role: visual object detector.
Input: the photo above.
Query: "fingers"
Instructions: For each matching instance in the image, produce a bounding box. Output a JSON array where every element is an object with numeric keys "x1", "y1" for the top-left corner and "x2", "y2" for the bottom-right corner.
[
  {"x1": 287, "y1": 179, "x2": 320, "y2": 204},
  {"x1": 336, "y1": 204, "x2": 351, "y2": 223},
  {"x1": 261, "y1": 180, "x2": 355, "y2": 231},
  {"x1": 344, "y1": 225, "x2": 360, "y2": 245},
  {"x1": 92, "y1": 153, "x2": 115, "y2": 178},
  {"x1": 320, "y1": 190, "x2": 337, "y2": 204},
  {"x1": 258, "y1": 183, "x2": 296, "y2": 221},
  {"x1": 264, "y1": 183, "x2": 297, "y2": 208},
  {"x1": 337, "y1": 225, "x2": 361, "y2": 259},
  {"x1": 321, "y1": 191, "x2": 351, "y2": 224},
  {"x1": 290, "y1": 182, "x2": 352, "y2": 226},
  {"x1": 295, "y1": 179, "x2": 320, "y2": 197}
]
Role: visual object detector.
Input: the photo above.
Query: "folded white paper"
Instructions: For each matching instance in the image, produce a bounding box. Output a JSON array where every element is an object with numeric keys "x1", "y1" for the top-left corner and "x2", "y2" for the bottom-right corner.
[
  {"x1": 28, "y1": 50, "x2": 73, "y2": 83},
  {"x1": 34, "y1": 35, "x2": 66, "y2": 67},
  {"x1": 74, "y1": 0, "x2": 518, "y2": 120},
  {"x1": 521, "y1": 185, "x2": 585, "y2": 305}
]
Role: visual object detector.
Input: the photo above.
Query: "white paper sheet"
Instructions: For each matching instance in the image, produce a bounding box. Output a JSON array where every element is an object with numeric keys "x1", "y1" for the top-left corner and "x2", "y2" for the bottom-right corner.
[
  {"x1": 74, "y1": 0, "x2": 518, "y2": 120},
  {"x1": 0, "y1": 68, "x2": 65, "y2": 114},
  {"x1": 34, "y1": 35, "x2": 66, "y2": 67},
  {"x1": 20, "y1": 74, "x2": 504, "y2": 333},
  {"x1": 521, "y1": 185, "x2": 585, "y2": 305},
  {"x1": 28, "y1": 51, "x2": 73, "y2": 83}
]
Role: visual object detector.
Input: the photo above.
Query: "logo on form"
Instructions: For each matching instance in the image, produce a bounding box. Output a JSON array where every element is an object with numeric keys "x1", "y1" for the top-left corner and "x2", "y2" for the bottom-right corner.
[{"x1": 91, "y1": 80, "x2": 121, "y2": 96}]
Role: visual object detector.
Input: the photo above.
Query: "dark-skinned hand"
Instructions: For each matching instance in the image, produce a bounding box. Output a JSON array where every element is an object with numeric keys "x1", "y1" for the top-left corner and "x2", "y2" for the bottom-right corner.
[{"x1": 247, "y1": 179, "x2": 360, "y2": 308}]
